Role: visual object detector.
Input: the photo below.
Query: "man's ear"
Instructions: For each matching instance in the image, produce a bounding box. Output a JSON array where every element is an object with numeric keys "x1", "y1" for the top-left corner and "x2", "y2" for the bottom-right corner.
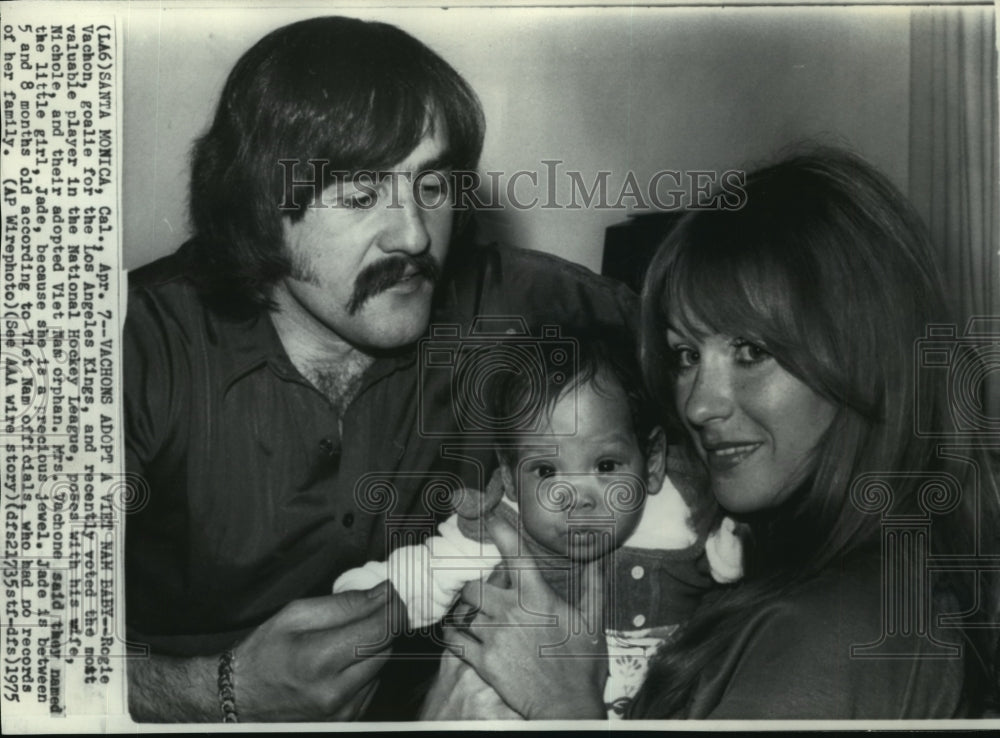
[{"x1": 645, "y1": 427, "x2": 667, "y2": 495}]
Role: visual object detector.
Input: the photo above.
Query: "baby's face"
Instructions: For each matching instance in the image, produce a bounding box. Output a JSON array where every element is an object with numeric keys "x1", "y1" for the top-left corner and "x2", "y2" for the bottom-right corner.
[{"x1": 509, "y1": 374, "x2": 654, "y2": 562}]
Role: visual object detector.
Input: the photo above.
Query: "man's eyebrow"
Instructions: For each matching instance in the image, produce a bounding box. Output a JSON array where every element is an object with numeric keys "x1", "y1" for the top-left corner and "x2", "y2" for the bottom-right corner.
[
  {"x1": 415, "y1": 153, "x2": 454, "y2": 172},
  {"x1": 379, "y1": 153, "x2": 454, "y2": 177}
]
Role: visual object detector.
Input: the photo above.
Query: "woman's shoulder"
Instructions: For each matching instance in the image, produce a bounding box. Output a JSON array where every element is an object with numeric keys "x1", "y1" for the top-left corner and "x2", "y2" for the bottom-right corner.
[
  {"x1": 689, "y1": 555, "x2": 968, "y2": 719},
  {"x1": 775, "y1": 554, "x2": 882, "y2": 623},
  {"x1": 772, "y1": 554, "x2": 962, "y2": 650}
]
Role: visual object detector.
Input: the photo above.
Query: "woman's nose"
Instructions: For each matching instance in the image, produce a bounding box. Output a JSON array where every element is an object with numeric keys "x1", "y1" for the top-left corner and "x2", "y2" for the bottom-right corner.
[{"x1": 683, "y1": 362, "x2": 735, "y2": 427}]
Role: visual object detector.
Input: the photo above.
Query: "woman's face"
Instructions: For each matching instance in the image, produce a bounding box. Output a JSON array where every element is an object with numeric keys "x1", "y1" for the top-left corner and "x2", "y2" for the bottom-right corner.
[{"x1": 665, "y1": 316, "x2": 837, "y2": 514}]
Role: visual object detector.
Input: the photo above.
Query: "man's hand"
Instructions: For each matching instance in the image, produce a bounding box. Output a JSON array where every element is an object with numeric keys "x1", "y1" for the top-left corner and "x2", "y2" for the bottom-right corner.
[
  {"x1": 128, "y1": 583, "x2": 395, "y2": 722},
  {"x1": 441, "y1": 513, "x2": 608, "y2": 720}
]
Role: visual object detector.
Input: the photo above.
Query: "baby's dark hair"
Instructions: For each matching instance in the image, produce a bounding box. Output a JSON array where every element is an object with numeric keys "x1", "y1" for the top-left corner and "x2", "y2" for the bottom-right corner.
[{"x1": 486, "y1": 326, "x2": 659, "y2": 466}]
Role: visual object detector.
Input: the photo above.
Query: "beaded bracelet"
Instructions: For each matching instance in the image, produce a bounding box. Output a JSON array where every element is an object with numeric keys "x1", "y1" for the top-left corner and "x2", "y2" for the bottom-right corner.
[{"x1": 217, "y1": 649, "x2": 238, "y2": 722}]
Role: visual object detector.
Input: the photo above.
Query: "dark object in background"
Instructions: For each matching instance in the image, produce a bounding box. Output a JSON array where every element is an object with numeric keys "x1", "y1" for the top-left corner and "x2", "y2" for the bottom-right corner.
[
  {"x1": 602, "y1": 212, "x2": 685, "y2": 293},
  {"x1": 602, "y1": 212, "x2": 687, "y2": 450}
]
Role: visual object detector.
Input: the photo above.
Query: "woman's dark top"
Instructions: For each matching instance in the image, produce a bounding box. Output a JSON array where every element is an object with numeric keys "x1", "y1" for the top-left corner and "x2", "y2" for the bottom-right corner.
[{"x1": 674, "y1": 555, "x2": 968, "y2": 719}]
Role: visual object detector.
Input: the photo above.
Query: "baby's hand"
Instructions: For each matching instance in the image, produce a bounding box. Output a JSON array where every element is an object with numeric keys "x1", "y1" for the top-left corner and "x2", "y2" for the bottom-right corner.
[
  {"x1": 333, "y1": 560, "x2": 389, "y2": 594},
  {"x1": 454, "y1": 468, "x2": 508, "y2": 542}
]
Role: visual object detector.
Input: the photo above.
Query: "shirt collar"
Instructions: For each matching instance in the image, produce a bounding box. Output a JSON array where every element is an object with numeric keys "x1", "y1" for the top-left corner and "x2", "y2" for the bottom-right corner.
[{"x1": 215, "y1": 306, "x2": 417, "y2": 397}]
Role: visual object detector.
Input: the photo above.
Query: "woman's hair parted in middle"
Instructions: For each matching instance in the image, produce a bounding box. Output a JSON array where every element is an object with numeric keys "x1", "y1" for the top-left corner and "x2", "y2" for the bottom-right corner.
[
  {"x1": 639, "y1": 147, "x2": 956, "y2": 573},
  {"x1": 633, "y1": 147, "x2": 999, "y2": 716}
]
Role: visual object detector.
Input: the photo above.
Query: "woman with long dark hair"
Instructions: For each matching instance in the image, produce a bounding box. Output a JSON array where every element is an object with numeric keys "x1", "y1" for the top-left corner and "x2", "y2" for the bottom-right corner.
[
  {"x1": 631, "y1": 148, "x2": 999, "y2": 718},
  {"x1": 443, "y1": 148, "x2": 999, "y2": 719}
]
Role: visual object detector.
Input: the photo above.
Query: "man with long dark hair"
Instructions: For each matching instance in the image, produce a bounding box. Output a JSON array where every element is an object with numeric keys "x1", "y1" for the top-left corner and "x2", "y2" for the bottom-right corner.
[{"x1": 124, "y1": 16, "x2": 634, "y2": 721}]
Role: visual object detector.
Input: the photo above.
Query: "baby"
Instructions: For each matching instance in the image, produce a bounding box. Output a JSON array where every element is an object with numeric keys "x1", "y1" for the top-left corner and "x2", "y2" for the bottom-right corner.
[{"x1": 334, "y1": 331, "x2": 741, "y2": 718}]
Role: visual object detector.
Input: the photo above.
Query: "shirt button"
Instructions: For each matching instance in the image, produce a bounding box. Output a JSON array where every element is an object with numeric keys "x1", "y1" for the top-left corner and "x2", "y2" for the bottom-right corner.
[
  {"x1": 343, "y1": 512, "x2": 355, "y2": 528},
  {"x1": 631, "y1": 565, "x2": 644, "y2": 580},
  {"x1": 632, "y1": 614, "x2": 646, "y2": 628}
]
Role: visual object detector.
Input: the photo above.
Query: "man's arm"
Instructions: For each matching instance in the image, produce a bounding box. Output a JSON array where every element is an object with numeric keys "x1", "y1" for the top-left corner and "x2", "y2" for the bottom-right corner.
[
  {"x1": 127, "y1": 586, "x2": 395, "y2": 722},
  {"x1": 128, "y1": 652, "x2": 217, "y2": 721}
]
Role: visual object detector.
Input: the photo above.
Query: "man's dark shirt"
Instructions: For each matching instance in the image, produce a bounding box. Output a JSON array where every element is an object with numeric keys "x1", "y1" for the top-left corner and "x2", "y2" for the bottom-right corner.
[{"x1": 124, "y1": 240, "x2": 637, "y2": 658}]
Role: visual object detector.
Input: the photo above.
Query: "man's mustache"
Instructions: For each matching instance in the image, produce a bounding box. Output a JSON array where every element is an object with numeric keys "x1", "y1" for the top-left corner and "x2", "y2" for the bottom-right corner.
[{"x1": 346, "y1": 253, "x2": 442, "y2": 315}]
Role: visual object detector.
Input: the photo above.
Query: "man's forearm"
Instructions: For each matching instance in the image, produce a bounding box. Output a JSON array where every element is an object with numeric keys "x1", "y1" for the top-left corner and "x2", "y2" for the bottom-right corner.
[{"x1": 128, "y1": 651, "x2": 218, "y2": 722}]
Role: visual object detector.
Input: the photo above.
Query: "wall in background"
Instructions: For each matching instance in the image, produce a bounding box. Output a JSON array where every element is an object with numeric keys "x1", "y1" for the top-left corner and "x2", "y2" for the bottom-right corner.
[{"x1": 123, "y1": 5, "x2": 912, "y2": 273}]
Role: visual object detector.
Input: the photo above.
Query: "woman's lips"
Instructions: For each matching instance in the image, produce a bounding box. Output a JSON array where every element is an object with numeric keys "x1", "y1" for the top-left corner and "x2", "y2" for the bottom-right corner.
[{"x1": 704, "y1": 442, "x2": 763, "y2": 471}]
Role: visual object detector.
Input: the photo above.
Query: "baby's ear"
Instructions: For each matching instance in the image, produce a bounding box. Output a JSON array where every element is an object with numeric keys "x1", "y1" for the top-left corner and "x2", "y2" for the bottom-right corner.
[{"x1": 645, "y1": 426, "x2": 667, "y2": 495}]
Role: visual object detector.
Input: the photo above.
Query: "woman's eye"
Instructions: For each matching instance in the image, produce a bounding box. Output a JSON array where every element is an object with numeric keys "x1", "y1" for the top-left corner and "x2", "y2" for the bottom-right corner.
[
  {"x1": 734, "y1": 339, "x2": 771, "y2": 365},
  {"x1": 597, "y1": 460, "x2": 620, "y2": 473},
  {"x1": 669, "y1": 346, "x2": 699, "y2": 370}
]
